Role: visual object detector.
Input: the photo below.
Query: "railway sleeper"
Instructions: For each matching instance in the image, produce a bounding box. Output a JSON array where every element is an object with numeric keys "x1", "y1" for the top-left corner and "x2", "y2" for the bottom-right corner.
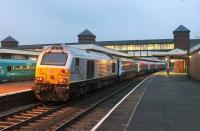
[
  {"x1": 0, "y1": 125, "x2": 9, "y2": 129},
  {"x1": 13, "y1": 115, "x2": 31, "y2": 119},
  {"x1": 26, "y1": 111, "x2": 42, "y2": 115},
  {"x1": 0, "y1": 121, "x2": 16, "y2": 125},
  {"x1": 37, "y1": 106, "x2": 53, "y2": 110},
  {"x1": 35, "y1": 107, "x2": 51, "y2": 111},
  {"x1": 32, "y1": 109, "x2": 49, "y2": 112},
  {"x1": 20, "y1": 113, "x2": 36, "y2": 117},
  {"x1": 6, "y1": 117, "x2": 22, "y2": 122}
]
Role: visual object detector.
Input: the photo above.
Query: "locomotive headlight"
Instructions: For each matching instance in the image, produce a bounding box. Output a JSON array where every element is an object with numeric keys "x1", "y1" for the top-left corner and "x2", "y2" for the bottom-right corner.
[
  {"x1": 60, "y1": 77, "x2": 68, "y2": 84},
  {"x1": 35, "y1": 77, "x2": 44, "y2": 83}
]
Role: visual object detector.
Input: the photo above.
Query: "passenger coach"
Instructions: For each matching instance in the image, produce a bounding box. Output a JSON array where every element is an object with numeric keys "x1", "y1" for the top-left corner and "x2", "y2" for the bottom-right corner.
[{"x1": 0, "y1": 59, "x2": 35, "y2": 83}]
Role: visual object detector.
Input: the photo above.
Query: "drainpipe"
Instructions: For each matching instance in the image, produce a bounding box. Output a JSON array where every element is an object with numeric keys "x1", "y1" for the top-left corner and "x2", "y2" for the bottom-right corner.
[{"x1": 186, "y1": 48, "x2": 190, "y2": 76}]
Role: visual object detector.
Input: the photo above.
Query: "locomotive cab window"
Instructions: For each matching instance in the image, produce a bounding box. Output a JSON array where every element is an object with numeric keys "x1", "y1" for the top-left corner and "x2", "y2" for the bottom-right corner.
[{"x1": 41, "y1": 52, "x2": 68, "y2": 66}]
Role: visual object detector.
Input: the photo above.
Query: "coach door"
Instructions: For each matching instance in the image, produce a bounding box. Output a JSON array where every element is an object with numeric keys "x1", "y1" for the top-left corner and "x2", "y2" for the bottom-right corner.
[{"x1": 87, "y1": 60, "x2": 94, "y2": 79}]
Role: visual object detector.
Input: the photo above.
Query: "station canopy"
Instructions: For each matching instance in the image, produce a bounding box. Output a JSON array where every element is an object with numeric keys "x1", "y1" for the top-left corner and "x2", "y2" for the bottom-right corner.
[
  {"x1": 190, "y1": 43, "x2": 200, "y2": 54},
  {"x1": 150, "y1": 48, "x2": 187, "y2": 56},
  {"x1": 0, "y1": 48, "x2": 40, "y2": 56}
]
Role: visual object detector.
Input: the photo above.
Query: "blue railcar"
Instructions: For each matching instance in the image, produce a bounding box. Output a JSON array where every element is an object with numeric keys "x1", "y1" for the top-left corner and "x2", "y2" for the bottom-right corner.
[{"x1": 0, "y1": 59, "x2": 36, "y2": 83}]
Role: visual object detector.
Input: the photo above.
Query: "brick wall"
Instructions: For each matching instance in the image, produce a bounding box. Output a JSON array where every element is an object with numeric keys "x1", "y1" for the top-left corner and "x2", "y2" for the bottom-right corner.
[
  {"x1": 1, "y1": 42, "x2": 18, "y2": 48},
  {"x1": 173, "y1": 32, "x2": 190, "y2": 51},
  {"x1": 189, "y1": 51, "x2": 200, "y2": 80},
  {"x1": 78, "y1": 36, "x2": 96, "y2": 44}
]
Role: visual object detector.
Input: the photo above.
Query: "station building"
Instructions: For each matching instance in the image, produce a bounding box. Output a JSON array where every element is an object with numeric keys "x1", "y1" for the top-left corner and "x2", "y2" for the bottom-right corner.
[
  {"x1": 0, "y1": 36, "x2": 39, "y2": 60},
  {"x1": 1, "y1": 25, "x2": 200, "y2": 75},
  {"x1": 189, "y1": 44, "x2": 200, "y2": 80}
]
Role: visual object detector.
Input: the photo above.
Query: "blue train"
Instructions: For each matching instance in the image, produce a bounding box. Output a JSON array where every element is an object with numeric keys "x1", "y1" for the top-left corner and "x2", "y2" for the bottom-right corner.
[{"x1": 0, "y1": 59, "x2": 36, "y2": 83}]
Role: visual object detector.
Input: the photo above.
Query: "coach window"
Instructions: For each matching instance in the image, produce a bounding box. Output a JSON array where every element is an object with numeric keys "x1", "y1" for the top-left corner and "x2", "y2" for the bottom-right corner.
[
  {"x1": 23, "y1": 66, "x2": 28, "y2": 69},
  {"x1": 7, "y1": 66, "x2": 12, "y2": 72},
  {"x1": 15, "y1": 66, "x2": 21, "y2": 70}
]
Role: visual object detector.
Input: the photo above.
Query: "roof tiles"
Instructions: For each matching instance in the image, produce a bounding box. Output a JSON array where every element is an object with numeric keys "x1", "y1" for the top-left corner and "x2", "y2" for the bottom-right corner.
[
  {"x1": 174, "y1": 25, "x2": 190, "y2": 32},
  {"x1": 78, "y1": 29, "x2": 96, "y2": 36},
  {"x1": 1, "y1": 36, "x2": 18, "y2": 42}
]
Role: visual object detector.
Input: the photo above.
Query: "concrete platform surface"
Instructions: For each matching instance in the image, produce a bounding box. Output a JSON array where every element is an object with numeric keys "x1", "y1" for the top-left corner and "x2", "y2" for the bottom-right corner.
[
  {"x1": 0, "y1": 81, "x2": 34, "y2": 96},
  {"x1": 95, "y1": 72, "x2": 200, "y2": 131}
]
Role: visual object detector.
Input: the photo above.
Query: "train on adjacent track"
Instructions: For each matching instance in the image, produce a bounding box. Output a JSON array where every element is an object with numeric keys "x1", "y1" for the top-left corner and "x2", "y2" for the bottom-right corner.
[
  {"x1": 34, "y1": 45, "x2": 166, "y2": 101},
  {"x1": 0, "y1": 59, "x2": 36, "y2": 83}
]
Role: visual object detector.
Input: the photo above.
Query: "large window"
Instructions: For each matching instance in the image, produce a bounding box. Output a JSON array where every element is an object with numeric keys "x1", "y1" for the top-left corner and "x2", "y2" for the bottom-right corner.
[
  {"x1": 168, "y1": 44, "x2": 174, "y2": 49},
  {"x1": 155, "y1": 44, "x2": 161, "y2": 50},
  {"x1": 147, "y1": 44, "x2": 155, "y2": 50},
  {"x1": 122, "y1": 45, "x2": 127, "y2": 50},
  {"x1": 41, "y1": 52, "x2": 67, "y2": 66},
  {"x1": 104, "y1": 43, "x2": 174, "y2": 51}
]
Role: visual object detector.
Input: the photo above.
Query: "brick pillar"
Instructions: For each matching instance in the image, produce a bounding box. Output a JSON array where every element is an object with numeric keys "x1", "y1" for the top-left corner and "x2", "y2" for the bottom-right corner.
[
  {"x1": 78, "y1": 29, "x2": 96, "y2": 44},
  {"x1": 173, "y1": 25, "x2": 190, "y2": 75},
  {"x1": 173, "y1": 25, "x2": 190, "y2": 51}
]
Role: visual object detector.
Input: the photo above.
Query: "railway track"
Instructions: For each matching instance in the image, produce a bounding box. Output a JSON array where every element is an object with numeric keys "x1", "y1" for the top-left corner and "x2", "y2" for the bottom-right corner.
[
  {"x1": 0, "y1": 75, "x2": 147, "y2": 131},
  {"x1": 52, "y1": 77, "x2": 145, "y2": 131},
  {"x1": 0, "y1": 102, "x2": 65, "y2": 131}
]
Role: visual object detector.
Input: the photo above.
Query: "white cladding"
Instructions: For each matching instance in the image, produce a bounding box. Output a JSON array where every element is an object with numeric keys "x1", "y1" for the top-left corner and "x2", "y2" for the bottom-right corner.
[{"x1": 64, "y1": 45, "x2": 112, "y2": 60}]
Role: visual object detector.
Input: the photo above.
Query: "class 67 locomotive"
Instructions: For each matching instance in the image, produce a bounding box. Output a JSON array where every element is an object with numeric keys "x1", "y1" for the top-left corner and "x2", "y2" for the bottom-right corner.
[{"x1": 34, "y1": 45, "x2": 166, "y2": 101}]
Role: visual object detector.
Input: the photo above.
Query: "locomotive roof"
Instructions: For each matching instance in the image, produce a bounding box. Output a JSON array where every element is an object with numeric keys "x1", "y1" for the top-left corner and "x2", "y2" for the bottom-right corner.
[
  {"x1": 44, "y1": 45, "x2": 112, "y2": 60},
  {"x1": 67, "y1": 44, "x2": 131, "y2": 57}
]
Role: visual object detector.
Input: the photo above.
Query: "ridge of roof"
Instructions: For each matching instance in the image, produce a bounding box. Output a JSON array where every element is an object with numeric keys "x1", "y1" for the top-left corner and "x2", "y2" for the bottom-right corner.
[
  {"x1": 78, "y1": 29, "x2": 96, "y2": 36},
  {"x1": 174, "y1": 25, "x2": 190, "y2": 32},
  {"x1": 1, "y1": 36, "x2": 18, "y2": 42}
]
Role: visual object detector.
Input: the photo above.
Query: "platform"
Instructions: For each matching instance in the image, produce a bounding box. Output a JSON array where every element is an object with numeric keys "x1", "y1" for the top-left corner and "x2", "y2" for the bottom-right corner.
[
  {"x1": 94, "y1": 72, "x2": 200, "y2": 131},
  {"x1": 0, "y1": 81, "x2": 34, "y2": 96}
]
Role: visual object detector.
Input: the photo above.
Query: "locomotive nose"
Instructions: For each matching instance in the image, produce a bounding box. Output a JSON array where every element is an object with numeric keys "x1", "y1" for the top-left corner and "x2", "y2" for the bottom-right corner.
[{"x1": 35, "y1": 67, "x2": 70, "y2": 85}]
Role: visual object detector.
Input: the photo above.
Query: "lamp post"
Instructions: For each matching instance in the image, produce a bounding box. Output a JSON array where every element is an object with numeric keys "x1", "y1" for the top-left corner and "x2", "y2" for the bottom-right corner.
[{"x1": 166, "y1": 56, "x2": 170, "y2": 75}]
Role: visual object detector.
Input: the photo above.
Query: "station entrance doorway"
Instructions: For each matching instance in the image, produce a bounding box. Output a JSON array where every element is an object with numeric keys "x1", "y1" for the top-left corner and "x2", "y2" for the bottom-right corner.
[{"x1": 170, "y1": 59, "x2": 186, "y2": 73}]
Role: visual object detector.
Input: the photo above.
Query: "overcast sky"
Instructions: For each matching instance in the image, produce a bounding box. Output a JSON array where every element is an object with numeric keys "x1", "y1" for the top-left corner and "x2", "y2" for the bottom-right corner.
[{"x1": 0, "y1": 0, "x2": 200, "y2": 44}]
